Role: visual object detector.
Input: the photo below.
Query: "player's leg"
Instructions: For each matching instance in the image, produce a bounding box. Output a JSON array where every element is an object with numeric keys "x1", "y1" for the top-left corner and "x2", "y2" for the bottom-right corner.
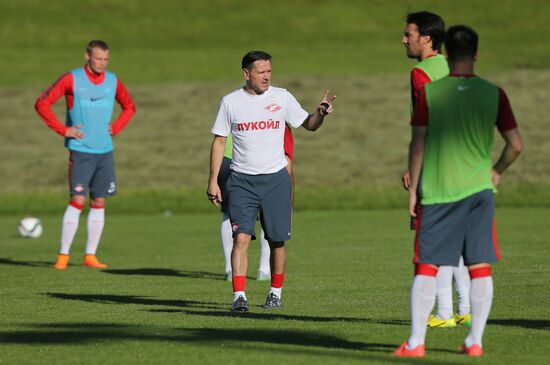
[
  {"x1": 259, "y1": 168, "x2": 292, "y2": 309},
  {"x1": 429, "y1": 265, "x2": 456, "y2": 327},
  {"x1": 54, "y1": 151, "x2": 92, "y2": 270},
  {"x1": 395, "y1": 264, "x2": 437, "y2": 357},
  {"x1": 461, "y1": 190, "x2": 499, "y2": 356},
  {"x1": 231, "y1": 232, "x2": 251, "y2": 311},
  {"x1": 218, "y1": 157, "x2": 233, "y2": 280},
  {"x1": 227, "y1": 171, "x2": 260, "y2": 312},
  {"x1": 257, "y1": 229, "x2": 271, "y2": 280},
  {"x1": 453, "y1": 256, "x2": 471, "y2": 325},
  {"x1": 262, "y1": 240, "x2": 286, "y2": 308},
  {"x1": 83, "y1": 151, "x2": 116, "y2": 268},
  {"x1": 462, "y1": 263, "x2": 492, "y2": 356},
  {"x1": 396, "y1": 199, "x2": 466, "y2": 356},
  {"x1": 220, "y1": 212, "x2": 233, "y2": 280}
]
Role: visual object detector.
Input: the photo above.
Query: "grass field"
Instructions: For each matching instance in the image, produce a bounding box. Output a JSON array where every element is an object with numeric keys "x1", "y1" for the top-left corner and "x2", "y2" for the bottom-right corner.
[
  {"x1": 1, "y1": 209, "x2": 549, "y2": 364},
  {"x1": 1, "y1": 1, "x2": 549, "y2": 363},
  {"x1": 2, "y1": 0, "x2": 549, "y2": 210},
  {"x1": 2, "y1": 0, "x2": 549, "y2": 87}
]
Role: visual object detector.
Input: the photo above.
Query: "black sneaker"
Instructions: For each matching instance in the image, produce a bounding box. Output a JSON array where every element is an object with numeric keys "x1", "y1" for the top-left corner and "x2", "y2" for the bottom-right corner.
[
  {"x1": 262, "y1": 292, "x2": 282, "y2": 309},
  {"x1": 231, "y1": 295, "x2": 248, "y2": 312}
]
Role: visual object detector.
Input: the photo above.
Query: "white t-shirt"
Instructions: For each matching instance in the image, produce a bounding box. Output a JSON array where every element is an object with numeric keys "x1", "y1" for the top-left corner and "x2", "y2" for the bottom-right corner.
[{"x1": 211, "y1": 86, "x2": 309, "y2": 175}]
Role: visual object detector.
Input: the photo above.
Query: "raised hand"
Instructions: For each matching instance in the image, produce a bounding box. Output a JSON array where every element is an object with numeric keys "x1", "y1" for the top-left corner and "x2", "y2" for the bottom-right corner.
[{"x1": 318, "y1": 89, "x2": 337, "y2": 116}]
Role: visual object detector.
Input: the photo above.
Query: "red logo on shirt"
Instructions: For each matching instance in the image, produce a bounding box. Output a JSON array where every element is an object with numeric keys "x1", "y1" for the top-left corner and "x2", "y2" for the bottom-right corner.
[
  {"x1": 265, "y1": 103, "x2": 281, "y2": 112},
  {"x1": 236, "y1": 120, "x2": 280, "y2": 131}
]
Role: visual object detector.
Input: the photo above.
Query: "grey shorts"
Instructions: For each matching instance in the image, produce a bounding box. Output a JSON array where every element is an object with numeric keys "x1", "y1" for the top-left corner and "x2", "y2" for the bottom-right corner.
[
  {"x1": 217, "y1": 157, "x2": 232, "y2": 214},
  {"x1": 227, "y1": 167, "x2": 292, "y2": 242},
  {"x1": 69, "y1": 150, "x2": 117, "y2": 199},
  {"x1": 416, "y1": 189, "x2": 500, "y2": 266}
]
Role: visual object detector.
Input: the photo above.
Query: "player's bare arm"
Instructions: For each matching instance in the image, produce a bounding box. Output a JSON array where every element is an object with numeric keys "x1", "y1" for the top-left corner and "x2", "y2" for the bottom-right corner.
[
  {"x1": 301, "y1": 90, "x2": 336, "y2": 131},
  {"x1": 492, "y1": 128, "x2": 523, "y2": 187},
  {"x1": 207, "y1": 135, "x2": 227, "y2": 206},
  {"x1": 401, "y1": 170, "x2": 411, "y2": 190},
  {"x1": 408, "y1": 126, "x2": 427, "y2": 217}
]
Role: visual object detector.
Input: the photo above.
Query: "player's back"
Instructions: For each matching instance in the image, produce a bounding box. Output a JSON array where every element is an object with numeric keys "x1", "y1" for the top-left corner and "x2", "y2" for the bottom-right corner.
[{"x1": 421, "y1": 75, "x2": 499, "y2": 204}]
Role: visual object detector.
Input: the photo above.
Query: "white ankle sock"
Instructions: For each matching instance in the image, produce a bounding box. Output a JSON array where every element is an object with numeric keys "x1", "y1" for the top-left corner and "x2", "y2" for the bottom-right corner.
[
  {"x1": 408, "y1": 274, "x2": 436, "y2": 348},
  {"x1": 233, "y1": 291, "x2": 246, "y2": 301},
  {"x1": 465, "y1": 276, "x2": 493, "y2": 347},
  {"x1": 85, "y1": 208, "x2": 105, "y2": 255},
  {"x1": 60, "y1": 204, "x2": 82, "y2": 254},
  {"x1": 221, "y1": 213, "x2": 233, "y2": 274},
  {"x1": 269, "y1": 287, "x2": 282, "y2": 298}
]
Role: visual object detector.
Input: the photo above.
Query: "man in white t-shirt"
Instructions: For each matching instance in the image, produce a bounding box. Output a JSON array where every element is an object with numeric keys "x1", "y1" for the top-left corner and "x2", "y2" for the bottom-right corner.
[{"x1": 207, "y1": 51, "x2": 336, "y2": 312}]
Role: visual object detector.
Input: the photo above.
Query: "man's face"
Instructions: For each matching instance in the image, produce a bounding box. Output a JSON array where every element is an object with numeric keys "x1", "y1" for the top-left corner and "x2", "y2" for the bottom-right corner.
[
  {"x1": 243, "y1": 60, "x2": 272, "y2": 95},
  {"x1": 85, "y1": 47, "x2": 110, "y2": 74},
  {"x1": 402, "y1": 23, "x2": 425, "y2": 59}
]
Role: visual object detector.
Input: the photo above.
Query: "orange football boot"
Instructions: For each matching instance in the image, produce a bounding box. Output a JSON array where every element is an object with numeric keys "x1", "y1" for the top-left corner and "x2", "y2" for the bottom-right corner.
[
  {"x1": 394, "y1": 342, "x2": 426, "y2": 357},
  {"x1": 82, "y1": 254, "x2": 108, "y2": 269},
  {"x1": 461, "y1": 344, "x2": 483, "y2": 357},
  {"x1": 54, "y1": 254, "x2": 70, "y2": 270}
]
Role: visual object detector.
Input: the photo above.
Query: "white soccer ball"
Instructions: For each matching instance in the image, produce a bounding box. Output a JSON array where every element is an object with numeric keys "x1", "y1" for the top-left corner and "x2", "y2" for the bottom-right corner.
[{"x1": 18, "y1": 217, "x2": 43, "y2": 238}]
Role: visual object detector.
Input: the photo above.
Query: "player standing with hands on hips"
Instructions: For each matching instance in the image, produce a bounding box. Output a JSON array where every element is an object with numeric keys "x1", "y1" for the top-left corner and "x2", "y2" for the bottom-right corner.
[
  {"x1": 35, "y1": 40, "x2": 136, "y2": 270},
  {"x1": 207, "y1": 51, "x2": 335, "y2": 312},
  {"x1": 395, "y1": 25, "x2": 523, "y2": 357}
]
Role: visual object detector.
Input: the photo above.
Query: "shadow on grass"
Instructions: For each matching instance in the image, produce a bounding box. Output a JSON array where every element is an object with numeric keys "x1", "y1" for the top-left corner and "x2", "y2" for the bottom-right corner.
[
  {"x1": 101, "y1": 268, "x2": 227, "y2": 280},
  {"x1": 0, "y1": 257, "x2": 51, "y2": 268},
  {"x1": 102, "y1": 267, "x2": 262, "y2": 281},
  {"x1": 0, "y1": 323, "x2": 462, "y2": 364},
  {"x1": 488, "y1": 318, "x2": 550, "y2": 330},
  {"x1": 45, "y1": 292, "x2": 224, "y2": 310},
  {"x1": 174, "y1": 309, "x2": 409, "y2": 325}
]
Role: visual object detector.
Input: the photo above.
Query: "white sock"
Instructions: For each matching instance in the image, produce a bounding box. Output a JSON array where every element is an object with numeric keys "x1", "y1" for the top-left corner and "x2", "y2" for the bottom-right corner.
[
  {"x1": 454, "y1": 256, "x2": 471, "y2": 315},
  {"x1": 408, "y1": 275, "x2": 436, "y2": 349},
  {"x1": 258, "y1": 229, "x2": 271, "y2": 274},
  {"x1": 233, "y1": 291, "x2": 246, "y2": 301},
  {"x1": 85, "y1": 208, "x2": 105, "y2": 255},
  {"x1": 465, "y1": 276, "x2": 493, "y2": 348},
  {"x1": 220, "y1": 212, "x2": 233, "y2": 274},
  {"x1": 435, "y1": 266, "x2": 454, "y2": 319},
  {"x1": 59, "y1": 204, "x2": 82, "y2": 254},
  {"x1": 269, "y1": 287, "x2": 282, "y2": 298}
]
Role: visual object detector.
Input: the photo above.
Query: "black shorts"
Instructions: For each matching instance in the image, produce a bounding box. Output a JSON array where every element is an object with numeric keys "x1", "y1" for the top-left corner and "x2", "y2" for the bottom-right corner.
[
  {"x1": 69, "y1": 150, "x2": 116, "y2": 199},
  {"x1": 415, "y1": 189, "x2": 500, "y2": 266},
  {"x1": 227, "y1": 168, "x2": 292, "y2": 242}
]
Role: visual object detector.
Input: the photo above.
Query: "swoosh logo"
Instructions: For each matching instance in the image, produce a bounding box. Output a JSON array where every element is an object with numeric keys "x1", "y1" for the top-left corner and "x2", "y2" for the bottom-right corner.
[{"x1": 458, "y1": 85, "x2": 470, "y2": 92}]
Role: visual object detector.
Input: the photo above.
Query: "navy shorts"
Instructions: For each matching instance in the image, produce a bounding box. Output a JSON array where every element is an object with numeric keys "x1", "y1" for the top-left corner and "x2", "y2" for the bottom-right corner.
[
  {"x1": 415, "y1": 189, "x2": 500, "y2": 266},
  {"x1": 217, "y1": 157, "x2": 232, "y2": 214},
  {"x1": 69, "y1": 150, "x2": 117, "y2": 199},
  {"x1": 227, "y1": 168, "x2": 292, "y2": 242}
]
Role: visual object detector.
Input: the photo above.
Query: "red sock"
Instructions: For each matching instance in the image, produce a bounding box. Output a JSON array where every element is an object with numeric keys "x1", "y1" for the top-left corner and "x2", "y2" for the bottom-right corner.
[
  {"x1": 271, "y1": 273, "x2": 285, "y2": 288},
  {"x1": 232, "y1": 275, "x2": 246, "y2": 292}
]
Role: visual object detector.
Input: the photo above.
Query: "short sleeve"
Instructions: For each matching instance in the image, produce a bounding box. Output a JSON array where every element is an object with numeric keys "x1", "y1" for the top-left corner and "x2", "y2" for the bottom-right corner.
[
  {"x1": 211, "y1": 99, "x2": 231, "y2": 136},
  {"x1": 411, "y1": 88, "x2": 429, "y2": 126},
  {"x1": 411, "y1": 67, "x2": 431, "y2": 106},
  {"x1": 285, "y1": 91, "x2": 309, "y2": 128},
  {"x1": 496, "y1": 88, "x2": 518, "y2": 132}
]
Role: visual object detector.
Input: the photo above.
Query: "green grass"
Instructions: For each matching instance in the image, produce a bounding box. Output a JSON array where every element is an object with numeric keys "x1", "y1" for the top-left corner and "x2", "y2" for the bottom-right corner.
[
  {"x1": 3, "y1": 70, "x2": 550, "y2": 200},
  {"x1": 1, "y1": 208, "x2": 549, "y2": 364},
  {"x1": 2, "y1": 0, "x2": 549, "y2": 86},
  {"x1": 2, "y1": 0, "x2": 549, "y2": 211}
]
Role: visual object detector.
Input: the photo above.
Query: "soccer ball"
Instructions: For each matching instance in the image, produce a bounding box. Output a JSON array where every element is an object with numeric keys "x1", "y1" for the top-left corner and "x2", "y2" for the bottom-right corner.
[{"x1": 18, "y1": 217, "x2": 43, "y2": 238}]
